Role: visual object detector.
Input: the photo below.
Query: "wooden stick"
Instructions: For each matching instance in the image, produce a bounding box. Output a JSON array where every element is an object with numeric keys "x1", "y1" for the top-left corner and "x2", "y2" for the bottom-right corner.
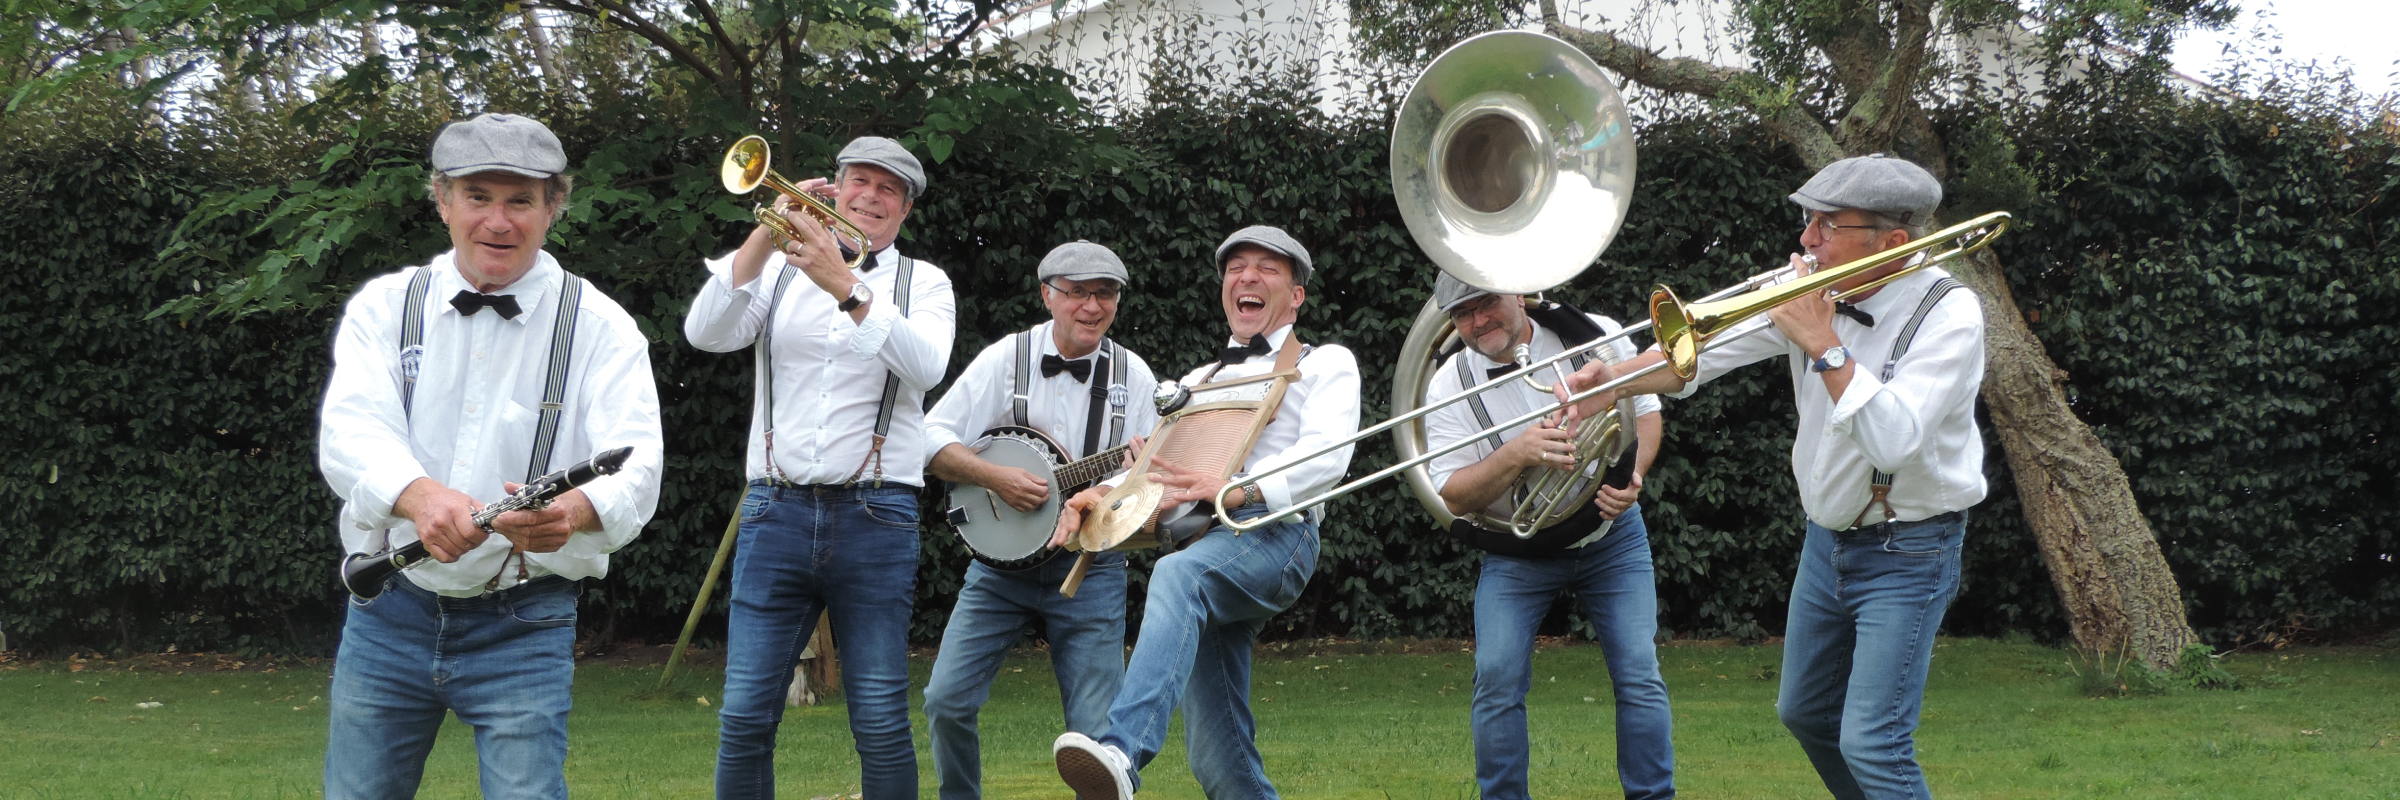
[
  {"x1": 658, "y1": 510, "x2": 741, "y2": 691},
  {"x1": 1058, "y1": 551, "x2": 1097, "y2": 597}
]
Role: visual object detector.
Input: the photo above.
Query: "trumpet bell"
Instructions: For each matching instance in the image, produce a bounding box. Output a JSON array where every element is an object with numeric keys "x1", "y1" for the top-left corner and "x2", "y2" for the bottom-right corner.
[
  {"x1": 722, "y1": 135, "x2": 772, "y2": 195},
  {"x1": 1392, "y1": 30, "x2": 1637, "y2": 295}
]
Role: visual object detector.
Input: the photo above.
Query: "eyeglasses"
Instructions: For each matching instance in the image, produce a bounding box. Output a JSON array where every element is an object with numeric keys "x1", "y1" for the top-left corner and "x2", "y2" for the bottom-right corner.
[
  {"x1": 1445, "y1": 294, "x2": 1503, "y2": 321},
  {"x1": 1045, "y1": 281, "x2": 1121, "y2": 303},
  {"x1": 1803, "y1": 212, "x2": 1884, "y2": 237}
]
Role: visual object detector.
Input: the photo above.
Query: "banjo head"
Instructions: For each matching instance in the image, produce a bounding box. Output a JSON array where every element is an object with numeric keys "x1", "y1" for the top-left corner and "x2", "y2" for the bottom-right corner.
[{"x1": 947, "y1": 431, "x2": 1067, "y2": 570}]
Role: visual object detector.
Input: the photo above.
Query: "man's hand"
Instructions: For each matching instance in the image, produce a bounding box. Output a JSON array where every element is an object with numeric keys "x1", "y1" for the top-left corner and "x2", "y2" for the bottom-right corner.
[
  {"x1": 1499, "y1": 417, "x2": 1580, "y2": 472},
  {"x1": 775, "y1": 179, "x2": 862, "y2": 301},
  {"x1": 984, "y1": 466, "x2": 1053, "y2": 513},
  {"x1": 1766, "y1": 253, "x2": 1840, "y2": 355},
  {"x1": 1049, "y1": 486, "x2": 1112, "y2": 549},
  {"x1": 1562, "y1": 358, "x2": 1622, "y2": 423},
  {"x1": 1149, "y1": 455, "x2": 1232, "y2": 514},
  {"x1": 490, "y1": 485, "x2": 598, "y2": 554},
  {"x1": 393, "y1": 478, "x2": 487, "y2": 563},
  {"x1": 1593, "y1": 472, "x2": 1643, "y2": 520}
]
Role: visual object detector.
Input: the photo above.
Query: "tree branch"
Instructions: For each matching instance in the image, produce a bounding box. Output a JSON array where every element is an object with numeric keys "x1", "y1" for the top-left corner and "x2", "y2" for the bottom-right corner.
[
  {"x1": 534, "y1": 0, "x2": 724, "y2": 85},
  {"x1": 1542, "y1": 1, "x2": 1843, "y2": 168},
  {"x1": 685, "y1": 0, "x2": 747, "y2": 78},
  {"x1": 1834, "y1": 0, "x2": 1934, "y2": 155}
]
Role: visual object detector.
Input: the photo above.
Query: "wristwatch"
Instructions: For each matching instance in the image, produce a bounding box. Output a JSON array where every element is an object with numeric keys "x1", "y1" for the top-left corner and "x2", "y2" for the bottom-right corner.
[
  {"x1": 1810, "y1": 345, "x2": 1850, "y2": 373},
  {"x1": 838, "y1": 281, "x2": 874, "y2": 312}
]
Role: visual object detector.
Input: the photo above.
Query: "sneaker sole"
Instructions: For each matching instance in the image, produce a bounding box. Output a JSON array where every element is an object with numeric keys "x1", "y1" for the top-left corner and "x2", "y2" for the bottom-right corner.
[{"x1": 1055, "y1": 745, "x2": 1125, "y2": 800}]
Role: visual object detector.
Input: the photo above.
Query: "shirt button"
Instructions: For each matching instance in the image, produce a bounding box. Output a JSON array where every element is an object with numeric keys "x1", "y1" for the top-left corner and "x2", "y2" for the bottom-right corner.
[
  {"x1": 464, "y1": 404, "x2": 479, "y2": 414},
  {"x1": 456, "y1": 459, "x2": 468, "y2": 467},
  {"x1": 474, "y1": 349, "x2": 486, "y2": 359}
]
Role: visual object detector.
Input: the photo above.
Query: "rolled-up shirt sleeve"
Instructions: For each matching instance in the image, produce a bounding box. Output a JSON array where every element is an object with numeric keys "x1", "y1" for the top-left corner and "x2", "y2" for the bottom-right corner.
[
  {"x1": 845, "y1": 265, "x2": 956, "y2": 392},
  {"x1": 1824, "y1": 300, "x2": 1984, "y2": 473},
  {"x1": 684, "y1": 253, "x2": 770, "y2": 353},
  {"x1": 1247, "y1": 346, "x2": 1363, "y2": 513},
  {"x1": 319, "y1": 281, "x2": 430, "y2": 533},
  {"x1": 551, "y1": 320, "x2": 666, "y2": 559}
]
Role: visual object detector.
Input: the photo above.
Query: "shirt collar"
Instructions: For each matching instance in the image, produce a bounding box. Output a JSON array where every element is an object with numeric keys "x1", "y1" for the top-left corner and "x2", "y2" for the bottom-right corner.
[
  {"x1": 1846, "y1": 258, "x2": 1941, "y2": 320},
  {"x1": 1229, "y1": 324, "x2": 1296, "y2": 355},
  {"x1": 437, "y1": 249, "x2": 559, "y2": 326}
]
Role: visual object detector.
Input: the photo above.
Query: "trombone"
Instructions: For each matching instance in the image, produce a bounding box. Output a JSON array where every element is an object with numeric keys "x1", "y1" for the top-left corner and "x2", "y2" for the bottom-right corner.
[
  {"x1": 721, "y1": 134, "x2": 872, "y2": 270},
  {"x1": 1208, "y1": 210, "x2": 2013, "y2": 533}
]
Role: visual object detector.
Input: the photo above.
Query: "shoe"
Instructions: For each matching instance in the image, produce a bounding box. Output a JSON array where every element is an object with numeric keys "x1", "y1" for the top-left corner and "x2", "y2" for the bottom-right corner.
[{"x1": 1053, "y1": 731, "x2": 1136, "y2": 799}]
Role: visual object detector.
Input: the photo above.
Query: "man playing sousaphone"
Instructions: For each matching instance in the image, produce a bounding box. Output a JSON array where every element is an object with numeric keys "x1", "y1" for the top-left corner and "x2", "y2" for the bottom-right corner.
[
  {"x1": 1046, "y1": 226, "x2": 1361, "y2": 799},
  {"x1": 919, "y1": 240, "x2": 1161, "y2": 799},
  {"x1": 1420, "y1": 273, "x2": 1673, "y2": 800}
]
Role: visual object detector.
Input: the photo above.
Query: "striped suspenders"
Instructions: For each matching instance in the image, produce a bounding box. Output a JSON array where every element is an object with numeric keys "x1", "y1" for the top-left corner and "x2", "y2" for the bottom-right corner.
[{"x1": 1851, "y1": 276, "x2": 1965, "y2": 527}]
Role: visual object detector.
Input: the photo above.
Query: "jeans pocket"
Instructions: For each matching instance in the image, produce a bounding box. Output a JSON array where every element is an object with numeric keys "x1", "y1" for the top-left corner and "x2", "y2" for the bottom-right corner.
[
  {"x1": 740, "y1": 487, "x2": 772, "y2": 522},
  {"x1": 1882, "y1": 526, "x2": 1946, "y2": 558},
  {"x1": 859, "y1": 493, "x2": 919, "y2": 528},
  {"x1": 508, "y1": 585, "x2": 581, "y2": 628}
]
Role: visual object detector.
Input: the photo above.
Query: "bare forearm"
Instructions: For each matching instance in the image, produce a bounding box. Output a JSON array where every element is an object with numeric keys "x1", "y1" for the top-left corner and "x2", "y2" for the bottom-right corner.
[
  {"x1": 1439, "y1": 456, "x2": 1523, "y2": 517},
  {"x1": 1633, "y1": 412, "x2": 1662, "y2": 481},
  {"x1": 928, "y1": 443, "x2": 985, "y2": 486}
]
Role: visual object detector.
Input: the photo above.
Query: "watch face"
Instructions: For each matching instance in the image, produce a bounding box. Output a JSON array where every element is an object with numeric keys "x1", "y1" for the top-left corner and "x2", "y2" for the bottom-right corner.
[{"x1": 1821, "y1": 347, "x2": 1847, "y2": 370}]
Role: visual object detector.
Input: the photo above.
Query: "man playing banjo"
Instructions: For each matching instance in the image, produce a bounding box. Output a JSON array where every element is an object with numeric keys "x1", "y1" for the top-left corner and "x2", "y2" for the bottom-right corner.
[
  {"x1": 920, "y1": 240, "x2": 1161, "y2": 799},
  {"x1": 1047, "y1": 226, "x2": 1361, "y2": 800},
  {"x1": 1420, "y1": 273, "x2": 1673, "y2": 800}
]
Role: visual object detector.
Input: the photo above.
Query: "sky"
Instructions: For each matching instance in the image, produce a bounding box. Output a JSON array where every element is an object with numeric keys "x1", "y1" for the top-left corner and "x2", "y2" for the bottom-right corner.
[{"x1": 2170, "y1": 0, "x2": 2400, "y2": 98}]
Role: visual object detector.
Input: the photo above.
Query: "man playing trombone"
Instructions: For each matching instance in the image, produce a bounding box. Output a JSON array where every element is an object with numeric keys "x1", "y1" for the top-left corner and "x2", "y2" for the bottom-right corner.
[
  {"x1": 1421, "y1": 273, "x2": 1673, "y2": 800},
  {"x1": 1575, "y1": 153, "x2": 1985, "y2": 800},
  {"x1": 1047, "y1": 226, "x2": 1361, "y2": 800},
  {"x1": 685, "y1": 136, "x2": 955, "y2": 800}
]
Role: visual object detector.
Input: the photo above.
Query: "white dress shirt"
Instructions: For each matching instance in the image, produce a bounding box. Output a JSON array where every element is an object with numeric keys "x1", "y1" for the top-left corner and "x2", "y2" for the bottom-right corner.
[
  {"x1": 1667, "y1": 267, "x2": 1987, "y2": 529},
  {"x1": 319, "y1": 251, "x2": 665, "y2": 597},
  {"x1": 1113, "y1": 325, "x2": 1360, "y2": 516},
  {"x1": 684, "y1": 247, "x2": 957, "y2": 487},
  {"x1": 1425, "y1": 315, "x2": 1662, "y2": 538},
  {"x1": 925, "y1": 321, "x2": 1162, "y2": 462}
]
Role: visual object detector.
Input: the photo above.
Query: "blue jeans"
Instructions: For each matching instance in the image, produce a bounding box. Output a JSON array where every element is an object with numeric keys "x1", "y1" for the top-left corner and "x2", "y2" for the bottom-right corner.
[
  {"x1": 1472, "y1": 504, "x2": 1675, "y2": 800},
  {"x1": 1776, "y1": 513, "x2": 1966, "y2": 800},
  {"x1": 715, "y1": 482, "x2": 921, "y2": 800},
  {"x1": 924, "y1": 553, "x2": 1129, "y2": 799},
  {"x1": 1097, "y1": 506, "x2": 1318, "y2": 798},
  {"x1": 325, "y1": 574, "x2": 579, "y2": 800}
]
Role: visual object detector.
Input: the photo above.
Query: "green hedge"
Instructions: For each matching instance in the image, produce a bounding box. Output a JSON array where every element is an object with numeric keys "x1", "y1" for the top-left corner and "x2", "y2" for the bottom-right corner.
[{"x1": 4, "y1": 86, "x2": 2393, "y2": 654}]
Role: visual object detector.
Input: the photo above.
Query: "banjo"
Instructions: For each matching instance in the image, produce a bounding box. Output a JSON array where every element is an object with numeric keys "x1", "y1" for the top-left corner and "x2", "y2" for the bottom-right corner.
[{"x1": 945, "y1": 426, "x2": 1133, "y2": 570}]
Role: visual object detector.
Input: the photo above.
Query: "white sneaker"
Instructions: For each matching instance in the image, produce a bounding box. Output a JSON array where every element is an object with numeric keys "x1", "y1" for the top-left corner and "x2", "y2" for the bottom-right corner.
[{"x1": 1053, "y1": 731, "x2": 1136, "y2": 799}]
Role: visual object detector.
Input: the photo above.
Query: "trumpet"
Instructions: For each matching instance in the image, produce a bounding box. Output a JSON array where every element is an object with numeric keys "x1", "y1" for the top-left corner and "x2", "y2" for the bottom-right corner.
[
  {"x1": 1214, "y1": 211, "x2": 2013, "y2": 534},
  {"x1": 721, "y1": 135, "x2": 872, "y2": 270}
]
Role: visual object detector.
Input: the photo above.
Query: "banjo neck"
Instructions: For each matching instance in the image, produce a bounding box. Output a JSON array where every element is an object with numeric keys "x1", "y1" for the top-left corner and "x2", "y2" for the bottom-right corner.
[{"x1": 1053, "y1": 442, "x2": 1132, "y2": 495}]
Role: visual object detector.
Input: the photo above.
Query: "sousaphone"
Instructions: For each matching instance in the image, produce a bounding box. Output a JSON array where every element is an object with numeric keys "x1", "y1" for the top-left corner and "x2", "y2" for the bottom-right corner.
[{"x1": 1388, "y1": 30, "x2": 1641, "y2": 532}]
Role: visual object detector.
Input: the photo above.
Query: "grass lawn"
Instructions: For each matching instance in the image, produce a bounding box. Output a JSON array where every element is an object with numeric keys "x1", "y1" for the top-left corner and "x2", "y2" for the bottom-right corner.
[{"x1": 3, "y1": 637, "x2": 2395, "y2": 798}]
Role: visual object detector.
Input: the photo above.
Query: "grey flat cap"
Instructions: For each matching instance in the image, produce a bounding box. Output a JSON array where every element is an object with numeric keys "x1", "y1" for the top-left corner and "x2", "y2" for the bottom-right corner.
[
  {"x1": 431, "y1": 113, "x2": 568, "y2": 179},
  {"x1": 1788, "y1": 153, "x2": 1943, "y2": 226},
  {"x1": 1432, "y1": 272, "x2": 1497, "y2": 313},
  {"x1": 1213, "y1": 225, "x2": 1313, "y2": 284},
  {"x1": 837, "y1": 136, "x2": 926, "y2": 199},
  {"x1": 1038, "y1": 240, "x2": 1129, "y2": 285}
]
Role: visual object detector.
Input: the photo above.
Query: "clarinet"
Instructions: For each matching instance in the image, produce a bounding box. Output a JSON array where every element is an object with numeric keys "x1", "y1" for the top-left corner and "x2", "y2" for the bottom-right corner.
[{"x1": 340, "y1": 446, "x2": 635, "y2": 599}]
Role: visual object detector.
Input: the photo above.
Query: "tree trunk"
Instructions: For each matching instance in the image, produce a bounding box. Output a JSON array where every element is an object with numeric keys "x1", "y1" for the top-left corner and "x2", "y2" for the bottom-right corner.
[{"x1": 1946, "y1": 248, "x2": 2198, "y2": 670}]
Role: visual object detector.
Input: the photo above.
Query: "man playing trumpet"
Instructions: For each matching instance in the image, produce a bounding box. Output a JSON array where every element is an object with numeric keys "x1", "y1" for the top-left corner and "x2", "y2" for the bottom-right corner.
[
  {"x1": 1573, "y1": 153, "x2": 1984, "y2": 800},
  {"x1": 1046, "y1": 226, "x2": 1361, "y2": 800},
  {"x1": 1421, "y1": 273, "x2": 1673, "y2": 800}
]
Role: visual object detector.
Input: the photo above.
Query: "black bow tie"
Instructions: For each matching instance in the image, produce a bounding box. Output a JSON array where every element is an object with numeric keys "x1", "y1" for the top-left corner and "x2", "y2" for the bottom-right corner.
[
  {"x1": 1833, "y1": 301, "x2": 1875, "y2": 327},
  {"x1": 1218, "y1": 333, "x2": 1271, "y2": 365},
  {"x1": 1041, "y1": 353, "x2": 1094, "y2": 382},
  {"x1": 450, "y1": 290, "x2": 522, "y2": 320},
  {"x1": 1486, "y1": 365, "x2": 1518, "y2": 382},
  {"x1": 843, "y1": 247, "x2": 880, "y2": 272}
]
